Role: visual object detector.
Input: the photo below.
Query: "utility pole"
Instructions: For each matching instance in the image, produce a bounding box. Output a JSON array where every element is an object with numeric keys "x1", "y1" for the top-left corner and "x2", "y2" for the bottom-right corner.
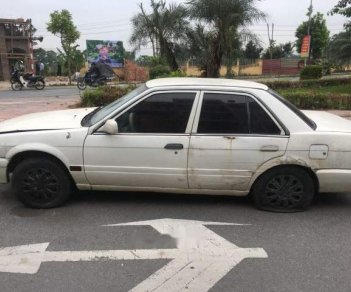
[
  {"x1": 305, "y1": 0, "x2": 313, "y2": 65},
  {"x1": 267, "y1": 23, "x2": 274, "y2": 75}
]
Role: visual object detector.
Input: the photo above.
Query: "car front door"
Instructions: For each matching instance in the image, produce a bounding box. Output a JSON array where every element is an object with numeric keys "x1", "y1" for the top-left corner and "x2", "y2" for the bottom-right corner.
[
  {"x1": 83, "y1": 91, "x2": 199, "y2": 190},
  {"x1": 188, "y1": 91, "x2": 289, "y2": 191}
]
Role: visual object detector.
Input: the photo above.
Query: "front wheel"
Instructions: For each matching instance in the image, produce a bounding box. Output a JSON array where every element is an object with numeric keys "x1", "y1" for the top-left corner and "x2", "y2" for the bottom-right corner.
[
  {"x1": 12, "y1": 158, "x2": 73, "y2": 208},
  {"x1": 11, "y1": 82, "x2": 23, "y2": 91},
  {"x1": 77, "y1": 80, "x2": 86, "y2": 90},
  {"x1": 35, "y1": 80, "x2": 45, "y2": 90},
  {"x1": 251, "y1": 166, "x2": 315, "y2": 212}
]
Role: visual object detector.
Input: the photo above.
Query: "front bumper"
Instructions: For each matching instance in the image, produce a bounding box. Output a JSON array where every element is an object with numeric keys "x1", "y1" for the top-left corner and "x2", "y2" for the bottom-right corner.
[{"x1": 0, "y1": 158, "x2": 8, "y2": 183}]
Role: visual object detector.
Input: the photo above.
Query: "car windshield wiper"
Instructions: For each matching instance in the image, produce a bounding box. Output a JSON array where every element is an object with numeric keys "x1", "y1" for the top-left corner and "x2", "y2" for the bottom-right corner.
[{"x1": 81, "y1": 107, "x2": 102, "y2": 127}]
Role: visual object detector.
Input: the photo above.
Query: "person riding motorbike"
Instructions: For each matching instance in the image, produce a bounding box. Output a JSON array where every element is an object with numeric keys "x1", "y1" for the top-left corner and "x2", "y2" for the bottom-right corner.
[{"x1": 77, "y1": 61, "x2": 114, "y2": 90}]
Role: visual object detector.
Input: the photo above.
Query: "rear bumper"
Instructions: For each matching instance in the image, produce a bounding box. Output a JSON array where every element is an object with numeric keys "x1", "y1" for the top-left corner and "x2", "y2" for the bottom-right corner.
[
  {"x1": 0, "y1": 158, "x2": 8, "y2": 184},
  {"x1": 317, "y1": 169, "x2": 351, "y2": 193}
]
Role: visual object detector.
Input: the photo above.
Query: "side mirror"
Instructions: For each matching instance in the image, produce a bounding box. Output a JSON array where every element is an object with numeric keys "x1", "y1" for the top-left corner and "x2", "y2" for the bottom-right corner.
[{"x1": 99, "y1": 119, "x2": 118, "y2": 135}]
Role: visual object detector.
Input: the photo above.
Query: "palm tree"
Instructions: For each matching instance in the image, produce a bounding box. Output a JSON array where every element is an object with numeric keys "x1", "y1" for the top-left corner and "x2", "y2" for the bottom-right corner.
[
  {"x1": 187, "y1": 0, "x2": 265, "y2": 77},
  {"x1": 130, "y1": 0, "x2": 189, "y2": 71},
  {"x1": 130, "y1": 13, "x2": 157, "y2": 57},
  {"x1": 327, "y1": 30, "x2": 351, "y2": 67}
]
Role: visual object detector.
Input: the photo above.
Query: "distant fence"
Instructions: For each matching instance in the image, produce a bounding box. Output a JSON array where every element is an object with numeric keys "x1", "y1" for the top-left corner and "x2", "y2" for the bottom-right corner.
[{"x1": 262, "y1": 58, "x2": 303, "y2": 75}]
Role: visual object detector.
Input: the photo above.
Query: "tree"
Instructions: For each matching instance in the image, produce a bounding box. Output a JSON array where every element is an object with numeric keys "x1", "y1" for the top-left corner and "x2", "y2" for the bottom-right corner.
[
  {"x1": 185, "y1": 24, "x2": 215, "y2": 76},
  {"x1": 130, "y1": 0, "x2": 189, "y2": 71},
  {"x1": 328, "y1": 1, "x2": 351, "y2": 66},
  {"x1": 33, "y1": 48, "x2": 58, "y2": 75},
  {"x1": 327, "y1": 30, "x2": 351, "y2": 66},
  {"x1": 244, "y1": 40, "x2": 263, "y2": 59},
  {"x1": 136, "y1": 55, "x2": 166, "y2": 67},
  {"x1": 330, "y1": 0, "x2": 351, "y2": 29},
  {"x1": 295, "y1": 12, "x2": 330, "y2": 60},
  {"x1": 47, "y1": 10, "x2": 80, "y2": 84},
  {"x1": 187, "y1": 0, "x2": 265, "y2": 77},
  {"x1": 262, "y1": 42, "x2": 294, "y2": 59}
]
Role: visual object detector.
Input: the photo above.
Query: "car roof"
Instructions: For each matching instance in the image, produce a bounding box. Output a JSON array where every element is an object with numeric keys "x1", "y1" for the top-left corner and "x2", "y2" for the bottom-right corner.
[{"x1": 146, "y1": 77, "x2": 268, "y2": 90}]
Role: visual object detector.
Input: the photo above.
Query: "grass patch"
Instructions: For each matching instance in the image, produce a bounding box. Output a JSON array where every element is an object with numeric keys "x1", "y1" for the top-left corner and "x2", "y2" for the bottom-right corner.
[
  {"x1": 278, "y1": 83, "x2": 351, "y2": 96},
  {"x1": 276, "y1": 83, "x2": 351, "y2": 110}
]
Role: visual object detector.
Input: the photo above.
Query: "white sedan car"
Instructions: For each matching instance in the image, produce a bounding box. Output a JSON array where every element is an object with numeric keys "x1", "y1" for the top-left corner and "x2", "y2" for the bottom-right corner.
[{"x1": 0, "y1": 78, "x2": 350, "y2": 212}]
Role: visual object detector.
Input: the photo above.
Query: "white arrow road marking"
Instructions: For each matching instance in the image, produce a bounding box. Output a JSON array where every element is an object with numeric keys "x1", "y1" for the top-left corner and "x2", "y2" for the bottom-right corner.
[
  {"x1": 0, "y1": 218, "x2": 267, "y2": 292},
  {"x1": 0, "y1": 244, "x2": 179, "y2": 275},
  {"x1": 106, "y1": 219, "x2": 268, "y2": 292}
]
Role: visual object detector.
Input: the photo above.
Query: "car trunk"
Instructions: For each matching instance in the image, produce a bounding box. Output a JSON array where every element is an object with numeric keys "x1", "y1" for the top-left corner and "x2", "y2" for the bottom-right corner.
[{"x1": 302, "y1": 110, "x2": 351, "y2": 133}]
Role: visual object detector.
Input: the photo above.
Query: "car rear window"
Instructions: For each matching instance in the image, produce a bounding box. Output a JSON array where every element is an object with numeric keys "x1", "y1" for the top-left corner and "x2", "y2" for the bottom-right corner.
[{"x1": 269, "y1": 89, "x2": 316, "y2": 130}]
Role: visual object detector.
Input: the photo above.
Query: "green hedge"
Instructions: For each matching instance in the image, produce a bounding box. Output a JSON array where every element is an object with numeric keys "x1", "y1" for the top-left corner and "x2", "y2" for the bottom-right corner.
[
  {"x1": 300, "y1": 65, "x2": 323, "y2": 80},
  {"x1": 149, "y1": 65, "x2": 171, "y2": 79},
  {"x1": 81, "y1": 85, "x2": 136, "y2": 107},
  {"x1": 263, "y1": 77, "x2": 351, "y2": 90},
  {"x1": 283, "y1": 93, "x2": 351, "y2": 110}
]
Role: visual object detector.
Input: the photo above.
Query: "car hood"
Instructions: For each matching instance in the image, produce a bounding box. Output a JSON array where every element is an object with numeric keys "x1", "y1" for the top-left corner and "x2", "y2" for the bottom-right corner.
[
  {"x1": 0, "y1": 108, "x2": 95, "y2": 133},
  {"x1": 303, "y1": 110, "x2": 351, "y2": 133}
]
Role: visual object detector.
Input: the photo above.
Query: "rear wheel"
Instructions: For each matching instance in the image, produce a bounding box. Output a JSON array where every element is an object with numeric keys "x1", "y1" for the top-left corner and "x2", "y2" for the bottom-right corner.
[
  {"x1": 12, "y1": 158, "x2": 73, "y2": 208},
  {"x1": 251, "y1": 166, "x2": 315, "y2": 212},
  {"x1": 35, "y1": 80, "x2": 45, "y2": 90}
]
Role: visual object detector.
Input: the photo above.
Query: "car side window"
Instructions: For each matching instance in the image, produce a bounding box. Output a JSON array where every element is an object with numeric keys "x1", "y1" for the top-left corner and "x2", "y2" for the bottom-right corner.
[
  {"x1": 197, "y1": 93, "x2": 280, "y2": 135},
  {"x1": 197, "y1": 93, "x2": 249, "y2": 134},
  {"x1": 116, "y1": 92, "x2": 196, "y2": 133},
  {"x1": 248, "y1": 98, "x2": 281, "y2": 135}
]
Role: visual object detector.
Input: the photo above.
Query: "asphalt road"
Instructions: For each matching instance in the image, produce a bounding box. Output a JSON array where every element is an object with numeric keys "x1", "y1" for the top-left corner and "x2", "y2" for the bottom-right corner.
[
  {"x1": 0, "y1": 87, "x2": 81, "y2": 121},
  {"x1": 0, "y1": 86, "x2": 81, "y2": 99},
  {"x1": 1, "y1": 183, "x2": 351, "y2": 292}
]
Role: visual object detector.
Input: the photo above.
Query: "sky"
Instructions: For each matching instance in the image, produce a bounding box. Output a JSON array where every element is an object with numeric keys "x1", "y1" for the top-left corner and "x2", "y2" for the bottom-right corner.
[{"x1": 0, "y1": 0, "x2": 347, "y2": 55}]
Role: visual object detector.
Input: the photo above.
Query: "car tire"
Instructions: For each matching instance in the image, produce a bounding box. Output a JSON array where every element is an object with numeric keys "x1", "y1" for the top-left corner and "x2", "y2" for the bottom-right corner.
[
  {"x1": 12, "y1": 158, "x2": 73, "y2": 209},
  {"x1": 251, "y1": 166, "x2": 315, "y2": 212}
]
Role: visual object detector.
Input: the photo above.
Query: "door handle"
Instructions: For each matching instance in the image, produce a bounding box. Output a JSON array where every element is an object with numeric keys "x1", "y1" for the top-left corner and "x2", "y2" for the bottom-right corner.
[
  {"x1": 164, "y1": 143, "x2": 184, "y2": 150},
  {"x1": 260, "y1": 145, "x2": 279, "y2": 152}
]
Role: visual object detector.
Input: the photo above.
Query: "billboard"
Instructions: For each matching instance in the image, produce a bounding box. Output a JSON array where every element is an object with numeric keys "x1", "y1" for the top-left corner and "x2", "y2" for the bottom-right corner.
[
  {"x1": 300, "y1": 35, "x2": 311, "y2": 59},
  {"x1": 86, "y1": 40, "x2": 124, "y2": 68}
]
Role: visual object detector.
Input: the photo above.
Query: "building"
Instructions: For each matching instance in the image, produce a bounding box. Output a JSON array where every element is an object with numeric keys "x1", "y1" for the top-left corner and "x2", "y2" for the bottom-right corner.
[{"x1": 0, "y1": 18, "x2": 34, "y2": 81}]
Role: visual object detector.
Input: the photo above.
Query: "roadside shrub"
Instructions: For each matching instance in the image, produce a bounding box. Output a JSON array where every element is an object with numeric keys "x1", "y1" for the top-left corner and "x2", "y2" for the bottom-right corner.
[
  {"x1": 263, "y1": 77, "x2": 351, "y2": 90},
  {"x1": 169, "y1": 70, "x2": 187, "y2": 77},
  {"x1": 283, "y1": 93, "x2": 351, "y2": 110},
  {"x1": 81, "y1": 85, "x2": 136, "y2": 107},
  {"x1": 149, "y1": 65, "x2": 171, "y2": 79},
  {"x1": 300, "y1": 65, "x2": 323, "y2": 80}
]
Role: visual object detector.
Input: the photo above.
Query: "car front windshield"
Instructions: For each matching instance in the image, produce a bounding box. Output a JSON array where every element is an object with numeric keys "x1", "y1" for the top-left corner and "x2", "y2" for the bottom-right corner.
[{"x1": 87, "y1": 84, "x2": 148, "y2": 126}]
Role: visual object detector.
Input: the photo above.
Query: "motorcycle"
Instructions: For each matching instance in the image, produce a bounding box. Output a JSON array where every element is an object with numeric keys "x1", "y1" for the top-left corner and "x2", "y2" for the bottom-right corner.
[
  {"x1": 77, "y1": 61, "x2": 116, "y2": 90},
  {"x1": 77, "y1": 73, "x2": 111, "y2": 90},
  {"x1": 11, "y1": 70, "x2": 45, "y2": 91}
]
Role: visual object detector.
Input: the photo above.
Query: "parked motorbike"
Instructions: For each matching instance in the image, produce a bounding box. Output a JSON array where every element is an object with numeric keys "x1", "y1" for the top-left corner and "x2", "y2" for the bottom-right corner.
[{"x1": 11, "y1": 70, "x2": 45, "y2": 91}]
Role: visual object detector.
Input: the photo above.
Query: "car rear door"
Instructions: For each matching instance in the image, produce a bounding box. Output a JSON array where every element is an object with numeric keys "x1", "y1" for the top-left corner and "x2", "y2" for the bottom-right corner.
[
  {"x1": 83, "y1": 91, "x2": 199, "y2": 189},
  {"x1": 188, "y1": 91, "x2": 289, "y2": 191}
]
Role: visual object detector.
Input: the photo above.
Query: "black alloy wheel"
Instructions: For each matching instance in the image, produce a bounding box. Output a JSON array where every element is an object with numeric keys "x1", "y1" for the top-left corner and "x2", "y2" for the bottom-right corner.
[
  {"x1": 12, "y1": 158, "x2": 72, "y2": 208},
  {"x1": 252, "y1": 166, "x2": 315, "y2": 212}
]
